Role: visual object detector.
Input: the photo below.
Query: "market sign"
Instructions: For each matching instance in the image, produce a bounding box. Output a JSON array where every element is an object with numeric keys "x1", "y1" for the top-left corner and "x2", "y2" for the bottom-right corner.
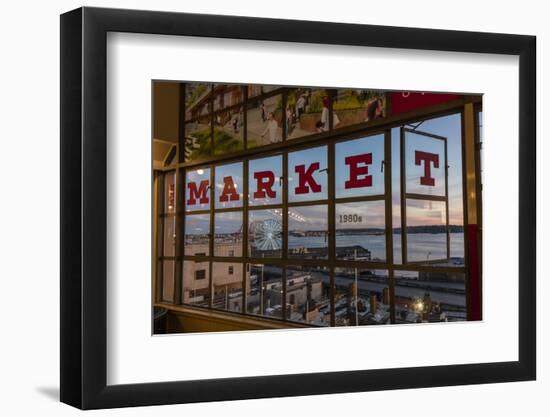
[{"x1": 185, "y1": 148, "x2": 442, "y2": 207}]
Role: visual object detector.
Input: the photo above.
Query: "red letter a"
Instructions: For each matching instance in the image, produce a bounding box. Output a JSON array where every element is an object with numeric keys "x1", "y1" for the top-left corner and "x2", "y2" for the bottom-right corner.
[{"x1": 219, "y1": 176, "x2": 240, "y2": 202}]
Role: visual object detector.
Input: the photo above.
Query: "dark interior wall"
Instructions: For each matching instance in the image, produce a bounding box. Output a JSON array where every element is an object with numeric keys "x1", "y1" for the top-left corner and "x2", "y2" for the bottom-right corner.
[{"x1": 153, "y1": 81, "x2": 180, "y2": 144}]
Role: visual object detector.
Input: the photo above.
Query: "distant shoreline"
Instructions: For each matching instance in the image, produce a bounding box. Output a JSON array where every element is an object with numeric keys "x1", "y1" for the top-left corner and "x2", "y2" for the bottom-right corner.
[{"x1": 335, "y1": 225, "x2": 464, "y2": 235}]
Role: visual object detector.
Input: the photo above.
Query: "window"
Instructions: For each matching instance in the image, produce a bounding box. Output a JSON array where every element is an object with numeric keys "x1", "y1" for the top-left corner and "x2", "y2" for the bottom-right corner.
[
  {"x1": 288, "y1": 146, "x2": 328, "y2": 202},
  {"x1": 247, "y1": 95, "x2": 283, "y2": 147},
  {"x1": 288, "y1": 205, "x2": 328, "y2": 259},
  {"x1": 158, "y1": 171, "x2": 177, "y2": 303},
  {"x1": 156, "y1": 81, "x2": 477, "y2": 331},
  {"x1": 214, "y1": 212, "x2": 243, "y2": 257},
  {"x1": 249, "y1": 155, "x2": 283, "y2": 206},
  {"x1": 335, "y1": 135, "x2": 384, "y2": 198},
  {"x1": 212, "y1": 262, "x2": 243, "y2": 312},
  {"x1": 182, "y1": 261, "x2": 210, "y2": 307},
  {"x1": 394, "y1": 270, "x2": 466, "y2": 323},
  {"x1": 184, "y1": 213, "x2": 210, "y2": 256},
  {"x1": 247, "y1": 264, "x2": 283, "y2": 319},
  {"x1": 248, "y1": 209, "x2": 282, "y2": 258},
  {"x1": 286, "y1": 265, "x2": 330, "y2": 326},
  {"x1": 335, "y1": 201, "x2": 385, "y2": 261},
  {"x1": 286, "y1": 88, "x2": 330, "y2": 139},
  {"x1": 333, "y1": 268, "x2": 390, "y2": 326},
  {"x1": 333, "y1": 89, "x2": 386, "y2": 129}
]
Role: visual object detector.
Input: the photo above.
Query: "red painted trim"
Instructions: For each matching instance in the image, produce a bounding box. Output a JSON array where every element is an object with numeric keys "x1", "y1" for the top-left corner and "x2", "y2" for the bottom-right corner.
[
  {"x1": 467, "y1": 224, "x2": 482, "y2": 320},
  {"x1": 390, "y1": 92, "x2": 461, "y2": 114}
]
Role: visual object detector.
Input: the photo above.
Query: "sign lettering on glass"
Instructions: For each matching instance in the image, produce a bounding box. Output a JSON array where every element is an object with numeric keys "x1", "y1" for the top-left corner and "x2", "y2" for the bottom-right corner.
[
  {"x1": 414, "y1": 150, "x2": 439, "y2": 187},
  {"x1": 184, "y1": 148, "x2": 441, "y2": 207}
]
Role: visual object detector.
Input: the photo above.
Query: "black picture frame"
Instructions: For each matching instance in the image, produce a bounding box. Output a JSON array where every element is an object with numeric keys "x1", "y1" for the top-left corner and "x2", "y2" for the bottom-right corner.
[{"x1": 60, "y1": 6, "x2": 536, "y2": 410}]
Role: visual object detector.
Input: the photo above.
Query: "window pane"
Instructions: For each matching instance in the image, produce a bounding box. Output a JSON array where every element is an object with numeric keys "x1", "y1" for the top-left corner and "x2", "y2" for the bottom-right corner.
[
  {"x1": 402, "y1": 113, "x2": 465, "y2": 262},
  {"x1": 213, "y1": 106, "x2": 244, "y2": 155},
  {"x1": 335, "y1": 135, "x2": 384, "y2": 198},
  {"x1": 288, "y1": 146, "x2": 328, "y2": 202},
  {"x1": 184, "y1": 214, "x2": 210, "y2": 256},
  {"x1": 286, "y1": 88, "x2": 330, "y2": 139},
  {"x1": 334, "y1": 268, "x2": 390, "y2": 326},
  {"x1": 391, "y1": 127, "x2": 402, "y2": 263},
  {"x1": 163, "y1": 216, "x2": 176, "y2": 257},
  {"x1": 288, "y1": 205, "x2": 328, "y2": 259},
  {"x1": 286, "y1": 265, "x2": 330, "y2": 326},
  {"x1": 248, "y1": 209, "x2": 283, "y2": 258},
  {"x1": 161, "y1": 260, "x2": 175, "y2": 302},
  {"x1": 185, "y1": 83, "x2": 211, "y2": 120},
  {"x1": 163, "y1": 171, "x2": 176, "y2": 213},
  {"x1": 184, "y1": 116, "x2": 211, "y2": 162},
  {"x1": 213, "y1": 84, "x2": 243, "y2": 111},
  {"x1": 246, "y1": 264, "x2": 283, "y2": 319},
  {"x1": 404, "y1": 199, "x2": 462, "y2": 265},
  {"x1": 335, "y1": 201, "x2": 385, "y2": 261},
  {"x1": 247, "y1": 95, "x2": 283, "y2": 148},
  {"x1": 185, "y1": 167, "x2": 210, "y2": 212},
  {"x1": 248, "y1": 155, "x2": 283, "y2": 206},
  {"x1": 214, "y1": 162, "x2": 243, "y2": 209},
  {"x1": 333, "y1": 89, "x2": 386, "y2": 128},
  {"x1": 212, "y1": 262, "x2": 243, "y2": 312},
  {"x1": 247, "y1": 84, "x2": 281, "y2": 99},
  {"x1": 395, "y1": 270, "x2": 466, "y2": 323},
  {"x1": 214, "y1": 212, "x2": 243, "y2": 257},
  {"x1": 404, "y1": 130, "x2": 446, "y2": 197},
  {"x1": 182, "y1": 260, "x2": 210, "y2": 307}
]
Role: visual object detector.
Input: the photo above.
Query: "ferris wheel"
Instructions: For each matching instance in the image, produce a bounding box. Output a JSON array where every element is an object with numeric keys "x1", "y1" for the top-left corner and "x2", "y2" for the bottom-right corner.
[{"x1": 250, "y1": 218, "x2": 282, "y2": 251}]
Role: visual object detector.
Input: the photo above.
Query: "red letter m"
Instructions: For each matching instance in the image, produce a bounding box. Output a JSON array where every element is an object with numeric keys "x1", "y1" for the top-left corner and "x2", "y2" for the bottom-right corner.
[{"x1": 187, "y1": 180, "x2": 209, "y2": 205}]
